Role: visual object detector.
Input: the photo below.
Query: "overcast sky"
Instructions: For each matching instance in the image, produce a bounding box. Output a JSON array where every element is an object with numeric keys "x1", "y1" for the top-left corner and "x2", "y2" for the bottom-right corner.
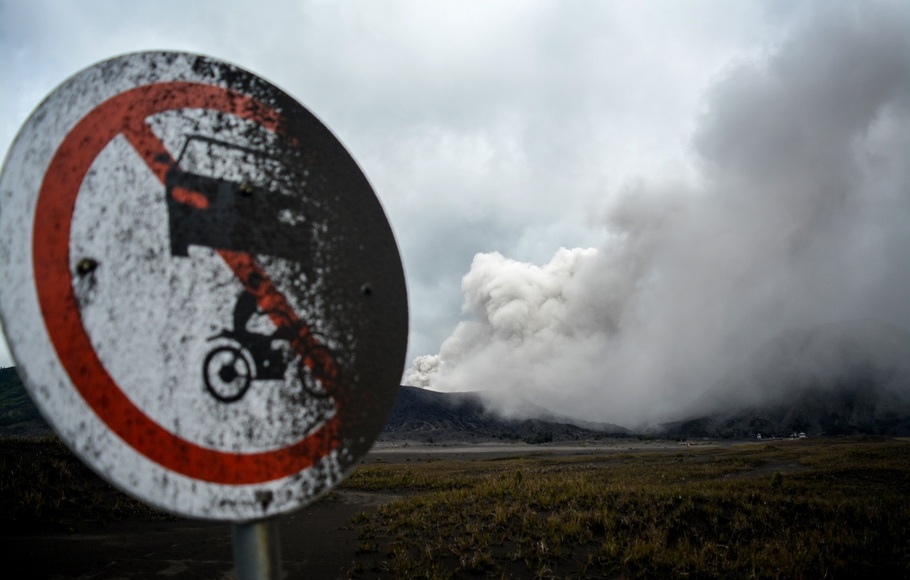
[{"x1": 2, "y1": 1, "x2": 908, "y2": 426}]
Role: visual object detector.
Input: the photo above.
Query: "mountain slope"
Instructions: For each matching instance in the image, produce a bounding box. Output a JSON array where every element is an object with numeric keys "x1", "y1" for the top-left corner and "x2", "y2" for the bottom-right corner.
[
  {"x1": 381, "y1": 386, "x2": 628, "y2": 443},
  {"x1": 0, "y1": 367, "x2": 52, "y2": 437},
  {"x1": 0, "y1": 369, "x2": 626, "y2": 442},
  {"x1": 657, "y1": 322, "x2": 910, "y2": 438}
]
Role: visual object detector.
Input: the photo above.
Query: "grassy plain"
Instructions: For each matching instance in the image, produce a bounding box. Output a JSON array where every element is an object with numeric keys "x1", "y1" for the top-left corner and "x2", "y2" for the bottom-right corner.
[
  {"x1": 341, "y1": 437, "x2": 910, "y2": 578},
  {"x1": 1, "y1": 436, "x2": 908, "y2": 578},
  {"x1": 0, "y1": 436, "x2": 166, "y2": 532}
]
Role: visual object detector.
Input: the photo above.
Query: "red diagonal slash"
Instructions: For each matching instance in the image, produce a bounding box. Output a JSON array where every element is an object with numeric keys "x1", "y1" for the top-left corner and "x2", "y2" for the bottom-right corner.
[
  {"x1": 123, "y1": 121, "x2": 340, "y2": 391},
  {"x1": 34, "y1": 82, "x2": 343, "y2": 485}
]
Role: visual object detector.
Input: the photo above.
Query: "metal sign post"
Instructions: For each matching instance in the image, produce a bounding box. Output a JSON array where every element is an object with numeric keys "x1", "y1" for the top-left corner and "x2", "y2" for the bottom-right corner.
[
  {"x1": 232, "y1": 520, "x2": 283, "y2": 580},
  {"x1": 0, "y1": 51, "x2": 407, "y2": 575}
]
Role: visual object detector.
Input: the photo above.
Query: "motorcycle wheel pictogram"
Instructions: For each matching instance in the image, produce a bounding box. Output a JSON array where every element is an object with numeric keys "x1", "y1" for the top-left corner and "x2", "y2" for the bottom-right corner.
[{"x1": 203, "y1": 344, "x2": 254, "y2": 403}]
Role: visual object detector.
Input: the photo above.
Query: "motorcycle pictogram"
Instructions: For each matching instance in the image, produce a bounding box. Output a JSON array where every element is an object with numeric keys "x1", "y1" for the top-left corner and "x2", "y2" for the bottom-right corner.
[
  {"x1": 164, "y1": 135, "x2": 335, "y2": 404},
  {"x1": 202, "y1": 293, "x2": 335, "y2": 403}
]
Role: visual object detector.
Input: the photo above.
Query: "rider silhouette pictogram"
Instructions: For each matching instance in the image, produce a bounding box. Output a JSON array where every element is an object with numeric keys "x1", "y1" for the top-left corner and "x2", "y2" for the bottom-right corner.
[{"x1": 163, "y1": 135, "x2": 327, "y2": 404}]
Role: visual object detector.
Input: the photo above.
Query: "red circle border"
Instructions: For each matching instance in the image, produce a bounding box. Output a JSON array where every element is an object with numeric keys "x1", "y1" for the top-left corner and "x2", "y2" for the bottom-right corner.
[{"x1": 33, "y1": 81, "x2": 342, "y2": 485}]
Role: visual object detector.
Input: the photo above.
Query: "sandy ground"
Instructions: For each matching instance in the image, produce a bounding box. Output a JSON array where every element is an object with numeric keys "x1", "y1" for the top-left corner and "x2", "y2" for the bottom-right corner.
[
  {"x1": 367, "y1": 439, "x2": 708, "y2": 463},
  {"x1": 1, "y1": 441, "x2": 717, "y2": 579}
]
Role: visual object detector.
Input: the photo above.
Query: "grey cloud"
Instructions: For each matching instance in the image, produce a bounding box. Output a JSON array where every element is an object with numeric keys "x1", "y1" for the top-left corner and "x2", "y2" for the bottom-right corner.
[
  {"x1": 407, "y1": 1, "x2": 910, "y2": 428},
  {"x1": 0, "y1": 1, "x2": 822, "y2": 373}
]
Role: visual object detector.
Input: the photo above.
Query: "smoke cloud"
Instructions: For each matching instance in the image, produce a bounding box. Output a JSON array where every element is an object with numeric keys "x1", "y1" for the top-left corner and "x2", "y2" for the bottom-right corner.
[{"x1": 406, "y1": 2, "x2": 910, "y2": 428}]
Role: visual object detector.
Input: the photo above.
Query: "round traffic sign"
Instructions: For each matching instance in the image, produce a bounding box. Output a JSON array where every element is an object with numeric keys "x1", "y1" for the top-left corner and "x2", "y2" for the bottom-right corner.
[{"x1": 0, "y1": 52, "x2": 408, "y2": 520}]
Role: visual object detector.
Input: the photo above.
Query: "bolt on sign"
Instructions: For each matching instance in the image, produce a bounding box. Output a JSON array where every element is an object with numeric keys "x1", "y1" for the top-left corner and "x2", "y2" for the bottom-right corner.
[{"x1": 0, "y1": 52, "x2": 408, "y2": 520}]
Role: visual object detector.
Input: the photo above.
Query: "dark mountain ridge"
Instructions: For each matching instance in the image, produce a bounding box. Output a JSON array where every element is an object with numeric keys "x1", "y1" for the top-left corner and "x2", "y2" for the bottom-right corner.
[
  {"x1": 0, "y1": 366, "x2": 50, "y2": 438},
  {"x1": 656, "y1": 321, "x2": 910, "y2": 439},
  {"x1": 381, "y1": 385, "x2": 629, "y2": 443},
  {"x1": 655, "y1": 381, "x2": 910, "y2": 439},
  {"x1": 0, "y1": 368, "x2": 627, "y2": 443}
]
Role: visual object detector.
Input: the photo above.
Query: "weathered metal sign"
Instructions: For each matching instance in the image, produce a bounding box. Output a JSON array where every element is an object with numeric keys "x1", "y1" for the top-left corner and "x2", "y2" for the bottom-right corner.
[{"x1": 0, "y1": 52, "x2": 408, "y2": 520}]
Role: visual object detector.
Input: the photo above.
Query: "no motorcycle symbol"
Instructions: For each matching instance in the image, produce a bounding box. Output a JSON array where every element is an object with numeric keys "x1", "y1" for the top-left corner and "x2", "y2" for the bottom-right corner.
[
  {"x1": 0, "y1": 52, "x2": 407, "y2": 520},
  {"x1": 164, "y1": 134, "x2": 337, "y2": 405}
]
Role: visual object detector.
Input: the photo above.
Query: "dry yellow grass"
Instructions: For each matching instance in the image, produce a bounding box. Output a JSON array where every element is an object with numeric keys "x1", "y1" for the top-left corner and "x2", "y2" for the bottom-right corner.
[{"x1": 342, "y1": 437, "x2": 910, "y2": 578}]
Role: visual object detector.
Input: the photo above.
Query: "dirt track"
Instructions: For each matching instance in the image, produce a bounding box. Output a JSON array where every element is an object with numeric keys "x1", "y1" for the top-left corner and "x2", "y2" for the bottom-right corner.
[{"x1": 368, "y1": 439, "x2": 705, "y2": 462}]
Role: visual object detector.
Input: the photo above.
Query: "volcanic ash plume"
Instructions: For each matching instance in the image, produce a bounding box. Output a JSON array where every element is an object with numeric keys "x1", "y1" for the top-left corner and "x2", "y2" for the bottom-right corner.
[{"x1": 406, "y1": 2, "x2": 910, "y2": 428}]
